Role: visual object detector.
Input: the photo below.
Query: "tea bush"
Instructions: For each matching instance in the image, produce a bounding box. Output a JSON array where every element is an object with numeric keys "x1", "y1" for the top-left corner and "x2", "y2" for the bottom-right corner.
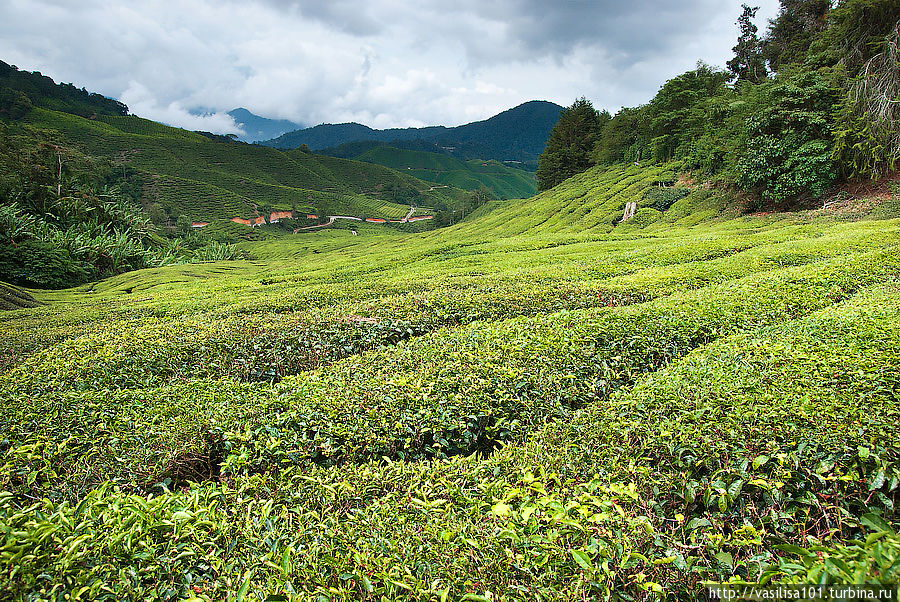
[{"x1": 2, "y1": 163, "x2": 899, "y2": 600}]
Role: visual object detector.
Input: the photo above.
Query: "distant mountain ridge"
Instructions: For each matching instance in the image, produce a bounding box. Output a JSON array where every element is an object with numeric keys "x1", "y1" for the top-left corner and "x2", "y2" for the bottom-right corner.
[
  {"x1": 227, "y1": 108, "x2": 304, "y2": 143},
  {"x1": 260, "y1": 100, "x2": 564, "y2": 168}
]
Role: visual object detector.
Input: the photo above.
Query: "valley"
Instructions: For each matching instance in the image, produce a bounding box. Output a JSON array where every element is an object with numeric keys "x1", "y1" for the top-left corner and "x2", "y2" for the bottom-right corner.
[{"x1": 2, "y1": 1, "x2": 900, "y2": 599}]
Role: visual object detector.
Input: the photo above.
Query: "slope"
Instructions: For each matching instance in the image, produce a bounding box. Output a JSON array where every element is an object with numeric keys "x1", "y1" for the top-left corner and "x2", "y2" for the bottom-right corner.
[
  {"x1": 2, "y1": 162, "x2": 900, "y2": 598},
  {"x1": 324, "y1": 144, "x2": 537, "y2": 199},
  {"x1": 459, "y1": 163, "x2": 681, "y2": 235},
  {"x1": 17, "y1": 107, "x2": 471, "y2": 223}
]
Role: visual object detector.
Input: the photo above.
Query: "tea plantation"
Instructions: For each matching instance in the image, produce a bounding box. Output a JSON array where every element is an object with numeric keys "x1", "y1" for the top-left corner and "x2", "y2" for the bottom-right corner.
[
  {"x1": 2, "y1": 164, "x2": 899, "y2": 600},
  {"x1": 320, "y1": 144, "x2": 538, "y2": 200},
  {"x1": 19, "y1": 108, "x2": 472, "y2": 224}
]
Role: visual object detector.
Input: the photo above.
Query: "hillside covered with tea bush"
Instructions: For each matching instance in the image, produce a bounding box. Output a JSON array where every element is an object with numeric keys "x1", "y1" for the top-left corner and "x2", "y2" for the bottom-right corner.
[
  {"x1": 2, "y1": 0, "x2": 900, "y2": 599},
  {"x1": 318, "y1": 142, "x2": 538, "y2": 200},
  {"x1": 2, "y1": 158, "x2": 899, "y2": 598},
  {"x1": 0, "y1": 60, "x2": 481, "y2": 288}
]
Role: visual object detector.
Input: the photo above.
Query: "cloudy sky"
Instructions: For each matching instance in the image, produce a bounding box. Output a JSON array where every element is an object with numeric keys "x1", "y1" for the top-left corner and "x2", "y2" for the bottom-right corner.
[{"x1": 1, "y1": 0, "x2": 779, "y2": 135}]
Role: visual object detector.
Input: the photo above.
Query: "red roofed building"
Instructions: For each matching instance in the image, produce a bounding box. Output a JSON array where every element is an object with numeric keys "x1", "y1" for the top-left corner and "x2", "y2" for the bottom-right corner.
[
  {"x1": 231, "y1": 217, "x2": 252, "y2": 225},
  {"x1": 191, "y1": 222, "x2": 209, "y2": 228},
  {"x1": 269, "y1": 210, "x2": 293, "y2": 223}
]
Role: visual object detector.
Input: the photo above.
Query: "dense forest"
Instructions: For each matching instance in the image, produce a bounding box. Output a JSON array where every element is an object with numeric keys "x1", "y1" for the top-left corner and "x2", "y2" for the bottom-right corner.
[{"x1": 538, "y1": 0, "x2": 900, "y2": 207}]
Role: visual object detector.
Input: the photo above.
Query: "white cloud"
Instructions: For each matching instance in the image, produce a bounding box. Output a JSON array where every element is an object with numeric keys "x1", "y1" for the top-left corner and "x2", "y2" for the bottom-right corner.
[
  {"x1": 0, "y1": 0, "x2": 781, "y2": 129},
  {"x1": 119, "y1": 81, "x2": 244, "y2": 134}
]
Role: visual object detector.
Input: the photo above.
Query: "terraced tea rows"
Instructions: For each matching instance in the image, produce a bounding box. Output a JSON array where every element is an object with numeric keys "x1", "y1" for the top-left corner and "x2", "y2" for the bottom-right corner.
[
  {"x1": 1, "y1": 164, "x2": 899, "y2": 600},
  {"x1": 19, "y1": 108, "x2": 472, "y2": 224}
]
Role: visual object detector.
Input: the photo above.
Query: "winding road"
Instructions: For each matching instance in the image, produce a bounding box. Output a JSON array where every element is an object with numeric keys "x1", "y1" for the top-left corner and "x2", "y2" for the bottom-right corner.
[{"x1": 293, "y1": 205, "x2": 431, "y2": 233}]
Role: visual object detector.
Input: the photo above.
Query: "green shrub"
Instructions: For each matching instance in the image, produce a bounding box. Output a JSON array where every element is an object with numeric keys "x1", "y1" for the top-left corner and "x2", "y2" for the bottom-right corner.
[
  {"x1": 643, "y1": 186, "x2": 691, "y2": 211},
  {"x1": 735, "y1": 72, "x2": 838, "y2": 205},
  {"x1": 0, "y1": 240, "x2": 88, "y2": 288}
]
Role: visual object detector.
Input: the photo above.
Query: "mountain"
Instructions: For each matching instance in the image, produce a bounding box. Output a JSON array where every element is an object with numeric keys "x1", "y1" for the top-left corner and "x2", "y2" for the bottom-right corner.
[
  {"x1": 441, "y1": 100, "x2": 566, "y2": 166},
  {"x1": 320, "y1": 142, "x2": 538, "y2": 199},
  {"x1": 265, "y1": 122, "x2": 447, "y2": 150},
  {"x1": 226, "y1": 108, "x2": 304, "y2": 143},
  {"x1": 261, "y1": 100, "x2": 565, "y2": 168}
]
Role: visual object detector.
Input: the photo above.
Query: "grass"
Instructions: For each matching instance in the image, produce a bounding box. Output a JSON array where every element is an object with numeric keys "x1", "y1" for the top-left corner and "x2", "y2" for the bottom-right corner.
[{"x1": 1, "y1": 163, "x2": 900, "y2": 600}]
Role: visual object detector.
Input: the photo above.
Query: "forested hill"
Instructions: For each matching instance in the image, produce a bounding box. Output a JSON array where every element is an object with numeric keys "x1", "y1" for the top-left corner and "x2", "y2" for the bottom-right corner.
[
  {"x1": 261, "y1": 100, "x2": 564, "y2": 167},
  {"x1": 0, "y1": 60, "x2": 127, "y2": 118},
  {"x1": 534, "y1": 2, "x2": 900, "y2": 204}
]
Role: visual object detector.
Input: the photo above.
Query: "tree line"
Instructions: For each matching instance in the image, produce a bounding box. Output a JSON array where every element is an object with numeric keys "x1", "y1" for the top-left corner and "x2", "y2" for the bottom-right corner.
[{"x1": 537, "y1": 0, "x2": 900, "y2": 208}]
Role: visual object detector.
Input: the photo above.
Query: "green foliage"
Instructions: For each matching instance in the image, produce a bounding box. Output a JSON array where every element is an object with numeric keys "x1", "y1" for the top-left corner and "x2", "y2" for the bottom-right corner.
[
  {"x1": 822, "y1": 0, "x2": 900, "y2": 74},
  {"x1": 646, "y1": 63, "x2": 730, "y2": 163},
  {"x1": 762, "y1": 0, "x2": 831, "y2": 72},
  {"x1": 0, "y1": 283, "x2": 40, "y2": 311},
  {"x1": 190, "y1": 241, "x2": 243, "y2": 262},
  {"x1": 0, "y1": 121, "x2": 257, "y2": 287},
  {"x1": 584, "y1": 2, "x2": 899, "y2": 206},
  {"x1": 0, "y1": 86, "x2": 32, "y2": 119},
  {"x1": 735, "y1": 71, "x2": 839, "y2": 203},
  {"x1": 536, "y1": 98, "x2": 605, "y2": 191},
  {"x1": 0, "y1": 124, "x2": 172, "y2": 287},
  {"x1": 1, "y1": 186, "x2": 899, "y2": 597},
  {"x1": 594, "y1": 64, "x2": 730, "y2": 169},
  {"x1": 762, "y1": 529, "x2": 900, "y2": 584},
  {"x1": 832, "y1": 24, "x2": 900, "y2": 179},
  {"x1": 0, "y1": 240, "x2": 88, "y2": 288},
  {"x1": 594, "y1": 106, "x2": 647, "y2": 165},
  {"x1": 643, "y1": 186, "x2": 692, "y2": 212},
  {"x1": 336, "y1": 145, "x2": 537, "y2": 199},
  {"x1": 0, "y1": 60, "x2": 127, "y2": 118}
]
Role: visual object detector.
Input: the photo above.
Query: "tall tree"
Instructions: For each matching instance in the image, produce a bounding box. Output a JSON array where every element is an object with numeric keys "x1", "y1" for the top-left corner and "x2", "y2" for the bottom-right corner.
[
  {"x1": 593, "y1": 106, "x2": 648, "y2": 165},
  {"x1": 826, "y1": 0, "x2": 900, "y2": 74},
  {"x1": 833, "y1": 22, "x2": 900, "y2": 178},
  {"x1": 727, "y1": 5, "x2": 768, "y2": 83},
  {"x1": 536, "y1": 98, "x2": 604, "y2": 191},
  {"x1": 762, "y1": 0, "x2": 831, "y2": 72},
  {"x1": 646, "y1": 63, "x2": 729, "y2": 162}
]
